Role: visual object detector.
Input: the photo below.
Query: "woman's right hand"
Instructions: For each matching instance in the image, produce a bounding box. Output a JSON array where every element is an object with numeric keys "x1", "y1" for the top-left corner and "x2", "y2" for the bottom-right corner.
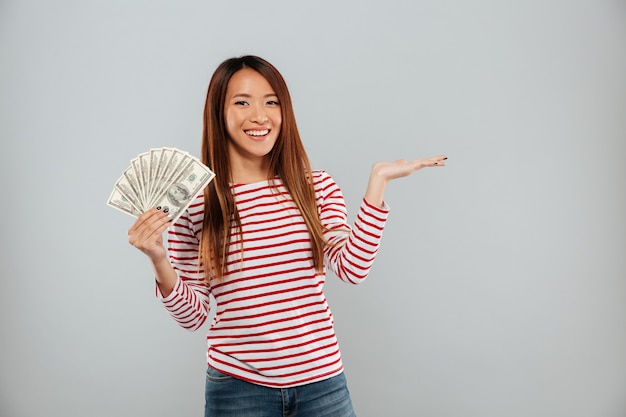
[{"x1": 127, "y1": 207, "x2": 172, "y2": 263}]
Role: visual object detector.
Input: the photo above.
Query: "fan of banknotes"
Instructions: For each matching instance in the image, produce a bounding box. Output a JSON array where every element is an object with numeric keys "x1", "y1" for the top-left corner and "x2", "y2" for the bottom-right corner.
[{"x1": 107, "y1": 147, "x2": 215, "y2": 223}]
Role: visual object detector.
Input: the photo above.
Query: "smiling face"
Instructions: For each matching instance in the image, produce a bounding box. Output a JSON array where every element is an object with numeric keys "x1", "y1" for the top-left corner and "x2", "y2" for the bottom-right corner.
[{"x1": 224, "y1": 68, "x2": 282, "y2": 181}]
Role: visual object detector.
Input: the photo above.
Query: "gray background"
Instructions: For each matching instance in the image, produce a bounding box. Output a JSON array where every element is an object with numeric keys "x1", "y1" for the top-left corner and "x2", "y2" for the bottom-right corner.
[{"x1": 1, "y1": 1, "x2": 625, "y2": 416}]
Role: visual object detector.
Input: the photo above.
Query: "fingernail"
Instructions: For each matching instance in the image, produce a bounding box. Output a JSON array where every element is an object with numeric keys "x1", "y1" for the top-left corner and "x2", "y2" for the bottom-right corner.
[
  {"x1": 443, "y1": 157, "x2": 448, "y2": 160},
  {"x1": 156, "y1": 206, "x2": 162, "y2": 210},
  {"x1": 163, "y1": 208, "x2": 169, "y2": 214}
]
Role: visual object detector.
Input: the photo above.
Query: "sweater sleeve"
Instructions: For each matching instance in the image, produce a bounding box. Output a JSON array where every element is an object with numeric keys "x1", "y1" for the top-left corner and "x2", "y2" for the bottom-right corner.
[
  {"x1": 317, "y1": 171, "x2": 390, "y2": 284},
  {"x1": 156, "y1": 199, "x2": 211, "y2": 331}
]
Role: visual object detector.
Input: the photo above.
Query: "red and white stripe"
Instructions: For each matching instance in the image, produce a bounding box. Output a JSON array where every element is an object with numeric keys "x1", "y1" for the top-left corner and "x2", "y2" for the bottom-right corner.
[{"x1": 158, "y1": 170, "x2": 388, "y2": 387}]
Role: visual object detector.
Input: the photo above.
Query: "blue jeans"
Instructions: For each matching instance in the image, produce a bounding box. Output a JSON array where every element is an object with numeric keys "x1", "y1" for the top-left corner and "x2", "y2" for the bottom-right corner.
[{"x1": 204, "y1": 367, "x2": 357, "y2": 417}]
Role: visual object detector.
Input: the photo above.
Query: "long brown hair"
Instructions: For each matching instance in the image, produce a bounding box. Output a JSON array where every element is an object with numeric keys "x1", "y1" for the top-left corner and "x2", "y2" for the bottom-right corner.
[{"x1": 200, "y1": 55, "x2": 325, "y2": 282}]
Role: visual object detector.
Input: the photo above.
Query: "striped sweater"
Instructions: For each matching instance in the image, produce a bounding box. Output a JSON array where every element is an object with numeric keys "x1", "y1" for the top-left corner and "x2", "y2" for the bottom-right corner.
[{"x1": 158, "y1": 170, "x2": 389, "y2": 387}]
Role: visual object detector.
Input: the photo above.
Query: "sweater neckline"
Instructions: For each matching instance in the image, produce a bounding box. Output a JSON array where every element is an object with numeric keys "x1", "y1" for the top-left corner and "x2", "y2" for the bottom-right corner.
[{"x1": 230, "y1": 176, "x2": 280, "y2": 188}]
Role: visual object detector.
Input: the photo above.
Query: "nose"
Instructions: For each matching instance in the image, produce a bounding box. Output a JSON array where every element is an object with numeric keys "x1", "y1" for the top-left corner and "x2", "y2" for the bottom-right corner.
[{"x1": 250, "y1": 105, "x2": 268, "y2": 123}]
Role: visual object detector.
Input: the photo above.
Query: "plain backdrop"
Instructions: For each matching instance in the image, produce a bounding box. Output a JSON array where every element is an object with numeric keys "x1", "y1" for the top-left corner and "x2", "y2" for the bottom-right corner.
[{"x1": 1, "y1": 1, "x2": 625, "y2": 416}]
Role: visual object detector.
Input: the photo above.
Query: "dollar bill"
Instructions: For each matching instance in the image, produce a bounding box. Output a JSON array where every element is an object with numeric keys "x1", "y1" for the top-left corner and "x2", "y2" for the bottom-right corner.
[
  {"x1": 107, "y1": 147, "x2": 215, "y2": 221},
  {"x1": 107, "y1": 187, "x2": 142, "y2": 217},
  {"x1": 148, "y1": 148, "x2": 188, "y2": 209},
  {"x1": 151, "y1": 157, "x2": 215, "y2": 223}
]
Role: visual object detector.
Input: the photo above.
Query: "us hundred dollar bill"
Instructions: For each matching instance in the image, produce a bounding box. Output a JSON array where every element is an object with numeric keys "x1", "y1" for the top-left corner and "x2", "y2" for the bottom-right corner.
[
  {"x1": 116, "y1": 169, "x2": 144, "y2": 212},
  {"x1": 150, "y1": 157, "x2": 215, "y2": 223},
  {"x1": 107, "y1": 147, "x2": 215, "y2": 222},
  {"x1": 107, "y1": 187, "x2": 142, "y2": 217},
  {"x1": 148, "y1": 148, "x2": 188, "y2": 208}
]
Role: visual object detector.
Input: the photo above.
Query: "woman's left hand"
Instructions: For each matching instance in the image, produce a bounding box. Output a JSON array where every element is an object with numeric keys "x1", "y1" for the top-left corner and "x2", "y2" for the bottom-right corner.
[
  {"x1": 364, "y1": 155, "x2": 447, "y2": 207},
  {"x1": 371, "y1": 155, "x2": 447, "y2": 182}
]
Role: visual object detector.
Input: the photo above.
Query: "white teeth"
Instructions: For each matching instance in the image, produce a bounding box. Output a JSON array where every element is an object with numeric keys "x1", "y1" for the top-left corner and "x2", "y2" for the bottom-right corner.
[{"x1": 245, "y1": 129, "x2": 269, "y2": 136}]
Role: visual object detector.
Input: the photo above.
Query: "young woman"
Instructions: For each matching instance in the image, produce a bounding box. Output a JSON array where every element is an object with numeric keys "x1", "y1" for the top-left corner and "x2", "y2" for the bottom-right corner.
[{"x1": 128, "y1": 55, "x2": 446, "y2": 417}]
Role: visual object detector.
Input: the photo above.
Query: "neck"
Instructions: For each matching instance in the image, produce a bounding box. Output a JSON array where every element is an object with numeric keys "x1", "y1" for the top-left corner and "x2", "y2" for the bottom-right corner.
[{"x1": 229, "y1": 159, "x2": 271, "y2": 184}]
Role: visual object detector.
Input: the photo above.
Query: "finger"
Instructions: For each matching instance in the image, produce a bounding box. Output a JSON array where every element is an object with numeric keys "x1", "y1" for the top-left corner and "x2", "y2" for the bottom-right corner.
[
  {"x1": 144, "y1": 214, "x2": 172, "y2": 242},
  {"x1": 407, "y1": 158, "x2": 435, "y2": 169},
  {"x1": 137, "y1": 212, "x2": 170, "y2": 242},
  {"x1": 128, "y1": 209, "x2": 171, "y2": 247},
  {"x1": 128, "y1": 207, "x2": 160, "y2": 234},
  {"x1": 431, "y1": 155, "x2": 448, "y2": 166},
  {"x1": 130, "y1": 223, "x2": 168, "y2": 252},
  {"x1": 128, "y1": 207, "x2": 167, "y2": 236}
]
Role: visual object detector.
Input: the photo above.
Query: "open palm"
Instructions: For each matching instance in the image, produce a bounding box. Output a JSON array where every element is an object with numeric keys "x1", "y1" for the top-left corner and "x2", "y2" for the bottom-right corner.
[{"x1": 372, "y1": 155, "x2": 447, "y2": 181}]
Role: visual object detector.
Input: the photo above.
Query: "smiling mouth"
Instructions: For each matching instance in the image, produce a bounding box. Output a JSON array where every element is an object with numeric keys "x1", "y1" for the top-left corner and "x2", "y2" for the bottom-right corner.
[{"x1": 244, "y1": 129, "x2": 270, "y2": 137}]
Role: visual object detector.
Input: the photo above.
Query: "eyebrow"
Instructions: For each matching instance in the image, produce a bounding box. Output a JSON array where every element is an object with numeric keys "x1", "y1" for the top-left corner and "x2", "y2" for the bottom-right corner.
[{"x1": 231, "y1": 93, "x2": 278, "y2": 99}]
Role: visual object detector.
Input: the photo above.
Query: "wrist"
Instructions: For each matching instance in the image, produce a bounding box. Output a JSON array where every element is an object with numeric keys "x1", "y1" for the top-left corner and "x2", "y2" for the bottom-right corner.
[{"x1": 364, "y1": 172, "x2": 388, "y2": 208}]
